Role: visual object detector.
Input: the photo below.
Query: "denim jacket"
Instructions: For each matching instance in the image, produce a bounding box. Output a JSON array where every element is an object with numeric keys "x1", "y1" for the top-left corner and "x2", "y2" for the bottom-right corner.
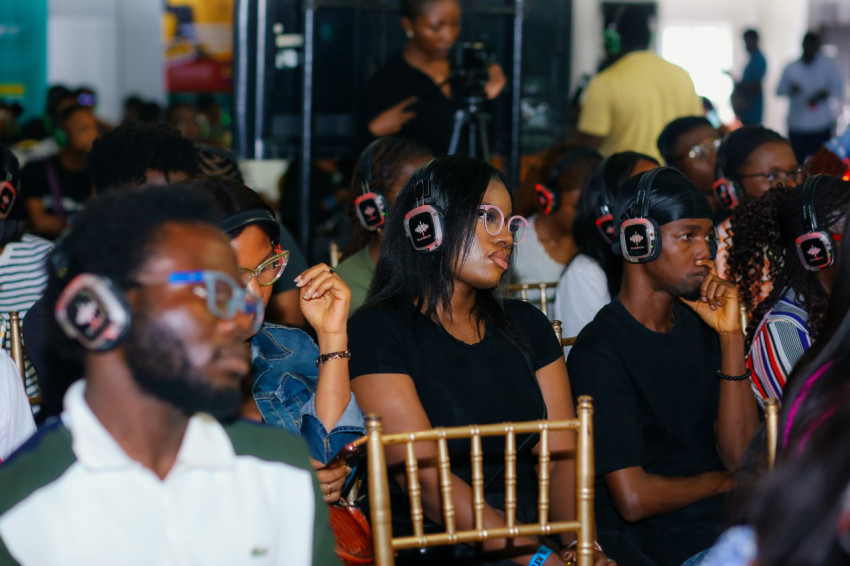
[{"x1": 250, "y1": 323, "x2": 366, "y2": 463}]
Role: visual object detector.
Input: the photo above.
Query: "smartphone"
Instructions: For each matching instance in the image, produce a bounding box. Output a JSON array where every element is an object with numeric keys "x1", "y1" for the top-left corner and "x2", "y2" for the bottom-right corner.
[{"x1": 321, "y1": 436, "x2": 367, "y2": 470}]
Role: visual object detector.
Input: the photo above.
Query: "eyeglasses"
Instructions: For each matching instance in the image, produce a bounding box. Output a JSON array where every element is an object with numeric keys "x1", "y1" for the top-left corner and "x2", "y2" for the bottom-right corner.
[
  {"x1": 238, "y1": 250, "x2": 289, "y2": 287},
  {"x1": 681, "y1": 138, "x2": 721, "y2": 161},
  {"x1": 739, "y1": 166, "x2": 809, "y2": 186},
  {"x1": 477, "y1": 205, "x2": 529, "y2": 245},
  {"x1": 168, "y1": 270, "x2": 264, "y2": 334}
]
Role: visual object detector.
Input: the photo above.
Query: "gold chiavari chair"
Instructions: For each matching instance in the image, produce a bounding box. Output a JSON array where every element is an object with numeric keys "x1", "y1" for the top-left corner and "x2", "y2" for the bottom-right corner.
[
  {"x1": 367, "y1": 396, "x2": 596, "y2": 566},
  {"x1": 552, "y1": 319, "x2": 577, "y2": 348},
  {"x1": 507, "y1": 282, "x2": 558, "y2": 318},
  {"x1": 764, "y1": 397, "x2": 780, "y2": 471},
  {"x1": 4, "y1": 311, "x2": 43, "y2": 405},
  {"x1": 330, "y1": 241, "x2": 341, "y2": 268}
]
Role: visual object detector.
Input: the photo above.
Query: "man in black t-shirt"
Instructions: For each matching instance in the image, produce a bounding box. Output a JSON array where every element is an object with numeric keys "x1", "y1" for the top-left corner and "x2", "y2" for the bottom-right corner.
[{"x1": 567, "y1": 167, "x2": 758, "y2": 566}]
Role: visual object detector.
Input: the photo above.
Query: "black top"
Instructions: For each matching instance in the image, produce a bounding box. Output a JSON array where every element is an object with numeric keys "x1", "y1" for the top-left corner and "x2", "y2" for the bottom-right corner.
[
  {"x1": 21, "y1": 156, "x2": 92, "y2": 220},
  {"x1": 349, "y1": 299, "x2": 562, "y2": 503},
  {"x1": 567, "y1": 298, "x2": 726, "y2": 566},
  {"x1": 359, "y1": 53, "x2": 460, "y2": 156}
]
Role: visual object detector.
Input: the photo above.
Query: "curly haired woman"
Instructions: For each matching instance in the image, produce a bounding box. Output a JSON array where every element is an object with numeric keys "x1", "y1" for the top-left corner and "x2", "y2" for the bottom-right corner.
[{"x1": 726, "y1": 175, "x2": 850, "y2": 404}]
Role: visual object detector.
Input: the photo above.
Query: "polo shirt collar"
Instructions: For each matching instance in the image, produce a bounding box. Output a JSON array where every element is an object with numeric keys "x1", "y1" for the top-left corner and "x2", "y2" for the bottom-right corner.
[{"x1": 62, "y1": 380, "x2": 236, "y2": 474}]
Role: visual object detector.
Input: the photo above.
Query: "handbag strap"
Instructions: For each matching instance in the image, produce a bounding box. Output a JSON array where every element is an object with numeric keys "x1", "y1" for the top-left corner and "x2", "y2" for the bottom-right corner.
[{"x1": 43, "y1": 159, "x2": 69, "y2": 226}]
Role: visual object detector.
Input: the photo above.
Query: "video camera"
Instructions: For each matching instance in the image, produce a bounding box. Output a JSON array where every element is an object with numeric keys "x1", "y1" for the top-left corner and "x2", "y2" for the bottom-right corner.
[{"x1": 449, "y1": 40, "x2": 494, "y2": 103}]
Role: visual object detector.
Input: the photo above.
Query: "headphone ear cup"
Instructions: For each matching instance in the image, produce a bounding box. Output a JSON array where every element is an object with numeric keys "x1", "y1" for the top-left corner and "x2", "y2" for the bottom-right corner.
[
  {"x1": 603, "y1": 27, "x2": 621, "y2": 55},
  {"x1": 354, "y1": 192, "x2": 388, "y2": 231},
  {"x1": 713, "y1": 177, "x2": 741, "y2": 210},
  {"x1": 404, "y1": 204, "x2": 444, "y2": 253},
  {"x1": 795, "y1": 231, "x2": 835, "y2": 271},
  {"x1": 619, "y1": 217, "x2": 661, "y2": 263},
  {"x1": 54, "y1": 127, "x2": 68, "y2": 149},
  {"x1": 55, "y1": 273, "x2": 132, "y2": 351},
  {"x1": 534, "y1": 183, "x2": 559, "y2": 215}
]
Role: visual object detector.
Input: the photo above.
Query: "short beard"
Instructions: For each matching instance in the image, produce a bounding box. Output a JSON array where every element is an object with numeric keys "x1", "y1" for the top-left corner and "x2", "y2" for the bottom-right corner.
[{"x1": 123, "y1": 313, "x2": 242, "y2": 420}]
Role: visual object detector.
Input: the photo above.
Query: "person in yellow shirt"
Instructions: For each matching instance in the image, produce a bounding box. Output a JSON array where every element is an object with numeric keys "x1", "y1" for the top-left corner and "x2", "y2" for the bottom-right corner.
[{"x1": 576, "y1": 6, "x2": 703, "y2": 162}]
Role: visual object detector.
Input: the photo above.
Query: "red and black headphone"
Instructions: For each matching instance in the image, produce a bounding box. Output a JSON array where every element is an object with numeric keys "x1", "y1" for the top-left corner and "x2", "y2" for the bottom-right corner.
[
  {"x1": 354, "y1": 139, "x2": 389, "y2": 231},
  {"x1": 535, "y1": 147, "x2": 601, "y2": 215},
  {"x1": 796, "y1": 175, "x2": 837, "y2": 272}
]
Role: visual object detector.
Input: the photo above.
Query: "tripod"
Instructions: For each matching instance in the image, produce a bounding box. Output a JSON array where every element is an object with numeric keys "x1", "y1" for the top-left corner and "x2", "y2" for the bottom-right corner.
[{"x1": 447, "y1": 95, "x2": 491, "y2": 162}]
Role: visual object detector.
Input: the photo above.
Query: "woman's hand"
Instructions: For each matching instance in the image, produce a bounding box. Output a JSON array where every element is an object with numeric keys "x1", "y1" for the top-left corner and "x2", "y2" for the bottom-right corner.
[
  {"x1": 368, "y1": 96, "x2": 418, "y2": 137},
  {"x1": 680, "y1": 258, "x2": 743, "y2": 335},
  {"x1": 485, "y1": 62, "x2": 507, "y2": 100},
  {"x1": 295, "y1": 263, "x2": 351, "y2": 338},
  {"x1": 313, "y1": 458, "x2": 351, "y2": 505}
]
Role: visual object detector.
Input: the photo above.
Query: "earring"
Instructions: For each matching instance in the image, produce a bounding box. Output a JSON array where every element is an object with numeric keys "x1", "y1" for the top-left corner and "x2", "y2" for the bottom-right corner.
[{"x1": 405, "y1": 29, "x2": 414, "y2": 39}]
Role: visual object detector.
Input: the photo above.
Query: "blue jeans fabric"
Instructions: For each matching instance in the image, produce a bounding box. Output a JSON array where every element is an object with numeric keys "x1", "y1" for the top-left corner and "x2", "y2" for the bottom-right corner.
[{"x1": 250, "y1": 323, "x2": 365, "y2": 463}]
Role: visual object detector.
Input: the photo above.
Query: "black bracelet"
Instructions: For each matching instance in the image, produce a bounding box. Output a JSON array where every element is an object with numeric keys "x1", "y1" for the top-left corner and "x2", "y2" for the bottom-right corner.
[{"x1": 715, "y1": 368, "x2": 752, "y2": 381}]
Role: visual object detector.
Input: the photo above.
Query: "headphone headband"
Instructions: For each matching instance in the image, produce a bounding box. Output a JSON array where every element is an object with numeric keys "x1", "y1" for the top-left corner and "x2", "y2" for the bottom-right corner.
[
  {"x1": 544, "y1": 147, "x2": 601, "y2": 190},
  {"x1": 358, "y1": 138, "x2": 385, "y2": 195},
  {"x1": 219, "y1": 208, "x2": 280, "y2": 242},
  {"x1": 802, "y1": 175, "x2": 832, "y2": 233}
]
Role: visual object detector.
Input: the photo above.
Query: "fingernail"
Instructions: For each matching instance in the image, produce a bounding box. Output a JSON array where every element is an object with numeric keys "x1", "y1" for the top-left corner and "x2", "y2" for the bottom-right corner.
[{"x1": 312, "y1": 292, "x2": 319, "y2": 299}]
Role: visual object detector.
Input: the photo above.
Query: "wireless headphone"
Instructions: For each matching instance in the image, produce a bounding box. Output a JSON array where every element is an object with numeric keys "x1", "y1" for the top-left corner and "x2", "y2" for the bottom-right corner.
[
  {"x1": 589, "y1": 157, "x2": 616, "y2": 245},
  {"x1": 404, "y1": 176, "x2": 444, "y2": 253},
  {"x1": 219, "y1": 207, "x2": 281, "y2": 244},
  {"x1": 619, "y1": 167, "x2": 718, "y2": 263},
  {"x1": 796, "y1": 175, "x2": 835, "y2": 272},
  {"x1": 534, "y1": 147, "x2": 601, "y2": 215},
  {"x1": 712, "y1": 166, "x2": 742, "y2": 210},
  {"x1": 55, "y1": 273, "x2": 132, "y2": 351},
  {"x1": 354, "y1": 139, "x2": 389, "y2": 231},
  {"x1": 0, "y1": 148, "x2": 19, "y2": 220}
]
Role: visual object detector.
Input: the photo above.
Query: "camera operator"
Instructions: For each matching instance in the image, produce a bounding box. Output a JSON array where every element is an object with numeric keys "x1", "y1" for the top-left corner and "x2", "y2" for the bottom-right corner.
[{"x1": 359, "y1": 0, "x2": 506, "y2": 156}]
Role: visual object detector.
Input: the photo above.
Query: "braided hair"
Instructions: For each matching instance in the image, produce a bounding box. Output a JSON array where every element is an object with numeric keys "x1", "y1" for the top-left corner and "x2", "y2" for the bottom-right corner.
[
  {"x1": 727, "y1": 175, "x2": 850, "y2": 345},
  {"x1": 344, "y1": 137, "x2": 433, "y2": 257}
]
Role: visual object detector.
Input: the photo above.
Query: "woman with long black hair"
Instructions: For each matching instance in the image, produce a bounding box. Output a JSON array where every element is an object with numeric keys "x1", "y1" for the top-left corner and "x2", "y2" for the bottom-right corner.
[{"x1": 348, "y1": 155, "x2": 609, "y2": 565}]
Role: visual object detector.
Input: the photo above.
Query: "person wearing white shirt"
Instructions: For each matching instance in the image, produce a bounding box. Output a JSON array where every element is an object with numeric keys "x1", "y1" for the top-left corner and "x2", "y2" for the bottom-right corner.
[{"x1": 777, "y1": 32, "x2": 845, "y2": 163}]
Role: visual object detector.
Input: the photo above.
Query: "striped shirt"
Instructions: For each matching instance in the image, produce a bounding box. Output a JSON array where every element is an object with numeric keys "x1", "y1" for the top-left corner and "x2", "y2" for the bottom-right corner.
[
  {"x1": 0, "y1": 234, "x2": 53, "y2": 408},
  {"x1": 746, "y1": 291, "x2": 811, "y2": 406}
]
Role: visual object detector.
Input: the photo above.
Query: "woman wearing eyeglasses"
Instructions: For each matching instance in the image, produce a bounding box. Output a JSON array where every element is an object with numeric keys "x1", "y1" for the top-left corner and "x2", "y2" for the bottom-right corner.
[
  {"x1": 726, "y1": 175, "x2": 850, "y2": 405},
  {"x1": 713, "y1": 126, "x2": 805, "y2": 296},
  {"x1": 189, "y1": 176, "x2": 365, "y2": 505},
  {"x1": 348, "y1": 156, "x2": 611, "y2": 565}
]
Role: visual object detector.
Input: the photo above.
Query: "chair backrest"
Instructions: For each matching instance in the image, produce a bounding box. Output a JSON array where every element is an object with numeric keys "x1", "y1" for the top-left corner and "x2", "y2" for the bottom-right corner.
[
  {"x1": 507, "y1": 282, "x2": 557, "y2": 318},
  {"x1": 5, "y1": 311, "x2": 42, "y2": 406},
  {"x1": 552, "y1": 319, "x2": 577, "y2": 348},
  {"x1": 329, "y1": 241, "x2": 341, "y2": 268},
  {"x1": 366, "y1": 397, "x2": 596, "y2": 566},
  {"x1": 764, "y1": 397, "x2": 780, "y2": 471}
]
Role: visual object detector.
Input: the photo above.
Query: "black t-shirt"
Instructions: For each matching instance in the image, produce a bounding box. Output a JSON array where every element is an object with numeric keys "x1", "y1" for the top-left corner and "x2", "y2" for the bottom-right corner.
[
  {"x1": 359, "y1": 53, "x2": 460, "y2": 156},
  {"x1": 349, "y1": 299, "x2": 562, "y2": 500},
  {"x1": 20, "y1": 156, "x2": 92, "y2": 218},
  {"x1": 567, "y1": 298, "x2": 725, "y2": 566}
]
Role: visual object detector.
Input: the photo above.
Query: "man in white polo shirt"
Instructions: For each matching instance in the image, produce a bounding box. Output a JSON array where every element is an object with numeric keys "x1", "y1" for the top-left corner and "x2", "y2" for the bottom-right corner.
[{"x1": 0, "y1": 185, "x2": 337, "y2": 565}]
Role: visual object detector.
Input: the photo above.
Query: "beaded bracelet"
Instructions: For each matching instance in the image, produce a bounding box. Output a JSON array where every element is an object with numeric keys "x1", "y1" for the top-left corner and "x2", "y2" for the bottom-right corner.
[
  {"x1": 316, "y1": 350, "x2": 351, "y2": 366},
  {"x1": 715, "y1": 368, "x2": 752, "y2": 381}
]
